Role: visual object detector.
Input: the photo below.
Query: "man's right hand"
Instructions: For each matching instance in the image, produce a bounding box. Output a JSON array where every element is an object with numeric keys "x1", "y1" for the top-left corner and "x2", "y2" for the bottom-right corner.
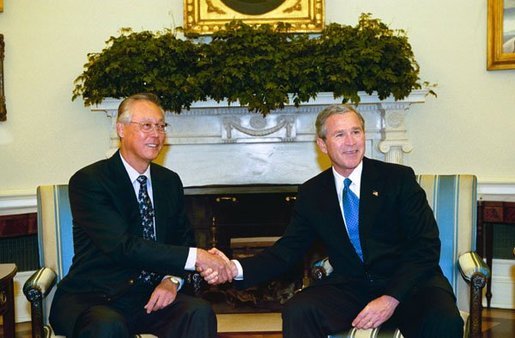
[
  {"x1": 352, "y1": 295, "x2": 399, "y2": 329},
  {"x1": 195, "y1": 248, "x2": 235, "y2": 284}
]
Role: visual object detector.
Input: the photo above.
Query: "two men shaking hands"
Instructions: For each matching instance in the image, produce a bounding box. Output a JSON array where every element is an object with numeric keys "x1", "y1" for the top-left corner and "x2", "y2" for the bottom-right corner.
[
  {"x1": 50, "y1": 94, "x2": 464, "y2": 338},
  {"x1": 195, "y1": 247, "x2": 239, "y2": 285}
]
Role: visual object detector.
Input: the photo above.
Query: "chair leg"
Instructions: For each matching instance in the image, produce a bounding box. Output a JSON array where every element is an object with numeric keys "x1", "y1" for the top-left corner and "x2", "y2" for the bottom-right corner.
[
  {"x1": 30, "y1": 298, "x2": 47, "y2": 338},
  {"x1": 468, "y1": 273, "x2": 487, "y2": 338}
]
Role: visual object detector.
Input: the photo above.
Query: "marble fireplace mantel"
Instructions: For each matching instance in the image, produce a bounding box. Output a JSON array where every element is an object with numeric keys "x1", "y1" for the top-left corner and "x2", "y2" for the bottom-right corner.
[{"x1": 92, "y1": 90, "x2": 429, "y2": 186}]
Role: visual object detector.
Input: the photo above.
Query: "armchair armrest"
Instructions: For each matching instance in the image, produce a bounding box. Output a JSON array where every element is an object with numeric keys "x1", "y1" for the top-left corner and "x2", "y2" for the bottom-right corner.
[
  {"x1": 458, "y1": 251, "x2": 490, "y2": 338},
  {"x1": 458, "y1": 251, "x2": 490, "y2": 282},
  {"x1": 22, "y1": 268, "x2": 201, "y2": 338},
  {"x1": 23, "y1": 267, "x2": 57, "y2": 302},
  {"x1": 23, "y1": 267, "x2": 57, "y2": 338}
]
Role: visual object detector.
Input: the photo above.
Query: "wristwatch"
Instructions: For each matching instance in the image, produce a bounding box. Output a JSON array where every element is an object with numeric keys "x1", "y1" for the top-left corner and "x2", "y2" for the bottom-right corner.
[{"x1": 168, "y1": 276, "x2": 181, "y2": 288}]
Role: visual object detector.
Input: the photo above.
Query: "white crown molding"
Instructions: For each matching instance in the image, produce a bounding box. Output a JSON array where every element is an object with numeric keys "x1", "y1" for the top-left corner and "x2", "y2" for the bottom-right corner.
[
  {"x1": 477, "y1": 181, "x2": 515, "y2": 202},
  {"x1": 0, "y1": 189, "x2": 37, "y2": 215}
]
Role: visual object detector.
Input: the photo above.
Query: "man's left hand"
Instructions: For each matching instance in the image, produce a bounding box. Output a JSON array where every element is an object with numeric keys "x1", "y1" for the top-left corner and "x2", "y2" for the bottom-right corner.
[
  {"x1": 352, "y1": 295, "x2": 399, "y2": 329},
  {"x1": 144, "y1": 278, "x2": 178, "y2": 314}
]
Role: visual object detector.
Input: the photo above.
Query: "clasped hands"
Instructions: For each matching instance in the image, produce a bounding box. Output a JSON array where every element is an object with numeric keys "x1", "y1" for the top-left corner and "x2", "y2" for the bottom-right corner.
[{"x1": 196, "y1": 248, "x2": 237, "y2": 285}]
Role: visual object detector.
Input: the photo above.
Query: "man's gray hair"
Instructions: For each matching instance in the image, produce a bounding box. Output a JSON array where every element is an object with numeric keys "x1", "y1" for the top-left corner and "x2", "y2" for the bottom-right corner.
[
  {"x1": 315, "y1": 104, "x2": 365, "y2": 139},
  {"x1": 117, "y1": 93, "x2": 164, "y2": 123}
]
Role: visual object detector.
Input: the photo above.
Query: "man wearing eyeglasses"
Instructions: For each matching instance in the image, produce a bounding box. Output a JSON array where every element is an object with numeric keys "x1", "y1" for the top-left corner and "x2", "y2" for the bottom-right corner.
[{"x1": 49, "y1": 93, "x2": 232, "y2": 338}]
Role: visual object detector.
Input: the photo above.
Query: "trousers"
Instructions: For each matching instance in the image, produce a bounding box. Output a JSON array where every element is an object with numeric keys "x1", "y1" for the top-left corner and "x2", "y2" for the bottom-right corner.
[
  {"x1": 281, "y1": 283, "x2": 463, "y2": 338},
  {"x1": 50, "y1": 285, "x2": 217, "y2": 338}
]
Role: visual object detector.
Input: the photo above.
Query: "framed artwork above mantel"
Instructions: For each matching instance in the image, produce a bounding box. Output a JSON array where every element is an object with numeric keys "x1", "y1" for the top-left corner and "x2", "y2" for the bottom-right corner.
[
  {"x1": 183, "y1": 0, "x2": 324, "y2": 35},
  {"x1": 487, "y1": 0, "x2": 515, "y2": 70}
]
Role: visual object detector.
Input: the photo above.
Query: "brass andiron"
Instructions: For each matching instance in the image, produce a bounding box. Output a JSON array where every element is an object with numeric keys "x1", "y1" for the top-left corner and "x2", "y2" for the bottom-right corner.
[{"x1": 210, "y1": 216, "x2": 217, "y2": 248}]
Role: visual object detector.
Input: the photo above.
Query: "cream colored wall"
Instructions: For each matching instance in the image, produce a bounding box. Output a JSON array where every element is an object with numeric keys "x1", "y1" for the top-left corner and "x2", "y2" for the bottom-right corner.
[{"x1": 0, "y1": 0, "x2": 514, "y2": 195}]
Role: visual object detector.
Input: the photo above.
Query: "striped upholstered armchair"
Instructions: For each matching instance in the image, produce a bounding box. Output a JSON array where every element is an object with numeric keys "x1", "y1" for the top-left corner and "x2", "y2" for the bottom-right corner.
[{"x1": 312, "y1": 175, "x2": 490, "y2": 338}]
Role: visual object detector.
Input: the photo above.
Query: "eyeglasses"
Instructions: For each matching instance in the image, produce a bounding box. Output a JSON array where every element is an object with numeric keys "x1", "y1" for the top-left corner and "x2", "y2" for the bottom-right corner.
[{"x1": 128, "y1": 121, "x2": 168, "y2": 134}]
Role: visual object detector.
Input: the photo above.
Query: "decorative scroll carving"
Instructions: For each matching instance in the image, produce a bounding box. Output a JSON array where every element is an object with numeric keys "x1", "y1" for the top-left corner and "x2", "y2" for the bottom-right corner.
[
  {"x1": 223, "y1": 115, "x2": 295, "y2": 142},
  {"x1": 207, "y1": 0, "x2": 225, "y2": 14},
  {"x1": 283, "y1": 0, "x2": 302, "y2": 13},
  {"x1": 377, "y1": 102, "x2": 413, "y2": 163}
]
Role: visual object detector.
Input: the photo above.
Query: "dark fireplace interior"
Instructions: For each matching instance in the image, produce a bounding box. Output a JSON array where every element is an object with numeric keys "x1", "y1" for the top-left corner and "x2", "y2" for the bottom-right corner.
[{"x1": 183, "y1": 184, "x2": 324, "y2": 314}]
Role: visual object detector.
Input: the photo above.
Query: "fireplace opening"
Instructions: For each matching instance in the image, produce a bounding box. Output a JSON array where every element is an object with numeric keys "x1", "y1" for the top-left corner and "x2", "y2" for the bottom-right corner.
[{"x1": 184, "y1": 184, "x2": 325, "y2": 314}]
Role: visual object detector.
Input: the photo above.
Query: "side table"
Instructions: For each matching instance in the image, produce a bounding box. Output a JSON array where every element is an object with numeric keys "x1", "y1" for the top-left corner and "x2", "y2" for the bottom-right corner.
[
  {"x1": 0, "y1": 263, "x2": 17, "y2": 338},
  {"x1": 477, "y1": 201, "x2": 515, "y2": 308}
]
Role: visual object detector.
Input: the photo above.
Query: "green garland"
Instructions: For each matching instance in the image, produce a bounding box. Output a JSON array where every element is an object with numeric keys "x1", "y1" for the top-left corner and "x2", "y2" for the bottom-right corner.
[{"x1": 73, "y1": 14, "x2": 423, "y2": 116}]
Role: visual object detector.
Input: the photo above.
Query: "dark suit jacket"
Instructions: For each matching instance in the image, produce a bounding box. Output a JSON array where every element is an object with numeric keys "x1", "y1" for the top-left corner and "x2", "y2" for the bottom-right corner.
[
  {"x1": 238, "y1": 157, "x2": 453, "y2": 303},
  {"x1": 57, "y1": 151, "x2": 196, "y2": 298}
]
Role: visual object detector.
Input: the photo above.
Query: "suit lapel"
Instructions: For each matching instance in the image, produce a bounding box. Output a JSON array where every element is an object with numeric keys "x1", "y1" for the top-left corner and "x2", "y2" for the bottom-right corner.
[
  {"x1": 320, "y1": 169, "x2": 345, "y2": 224},
  {"x1": 108, "y1": 151, "x2": 142, "y2": 236},
  {"x1": 359, "y1": 158, "x2": 383, "y2": 251}
]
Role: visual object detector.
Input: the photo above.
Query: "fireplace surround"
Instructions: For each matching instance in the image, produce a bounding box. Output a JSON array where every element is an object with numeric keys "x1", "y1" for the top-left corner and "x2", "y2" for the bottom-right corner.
[{"x1": 183, "y1": 184, "x2": 308, "y2": 313}]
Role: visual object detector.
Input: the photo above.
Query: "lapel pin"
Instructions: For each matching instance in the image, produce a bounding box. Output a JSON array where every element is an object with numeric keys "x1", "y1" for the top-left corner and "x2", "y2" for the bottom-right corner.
[{"x1": 372, "y1": 191, "x2": 379, "y2": 197}]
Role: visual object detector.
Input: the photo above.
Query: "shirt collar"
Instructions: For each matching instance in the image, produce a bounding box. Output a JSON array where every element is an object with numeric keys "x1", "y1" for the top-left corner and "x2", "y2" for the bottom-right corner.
[
  {"x1": 119, "y1": 153, "x2": 151, "y2": 184},
  {"x1": 332, "y1": 161, "x2": 363, "y2": 198}
]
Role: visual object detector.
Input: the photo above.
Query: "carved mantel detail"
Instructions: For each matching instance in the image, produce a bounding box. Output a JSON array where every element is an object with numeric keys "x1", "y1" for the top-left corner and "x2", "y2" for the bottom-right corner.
[
  {"x1": 378, "y1": 102, "x2": 415, "y2": 164},
  {"x1": 223, "y1": 115, "x2": 296, "y2": 142},
  {"x1": 92, "y1": 90, "x2": 428, "y2": 186},
  {"x1": 92, "y1": 91, "x2": 429, "y2": 179}
]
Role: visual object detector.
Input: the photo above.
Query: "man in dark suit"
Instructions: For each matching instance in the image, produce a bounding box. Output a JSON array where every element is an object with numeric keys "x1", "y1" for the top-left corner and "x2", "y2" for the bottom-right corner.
[
  {"x1": 50, "y1": 93, "x2": 233, "y2": 338},
  {"x1": 202, "y1": 104, "x2": 463, "y2": 337}
]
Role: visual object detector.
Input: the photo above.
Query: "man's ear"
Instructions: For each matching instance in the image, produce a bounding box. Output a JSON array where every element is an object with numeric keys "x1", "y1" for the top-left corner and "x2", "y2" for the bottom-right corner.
[
  {"x1": 316, "y1": 137, "x2": 328, "y2": 154},
  {"x1": 116, "y1": 122, "x2": 125, "y2": 138}
]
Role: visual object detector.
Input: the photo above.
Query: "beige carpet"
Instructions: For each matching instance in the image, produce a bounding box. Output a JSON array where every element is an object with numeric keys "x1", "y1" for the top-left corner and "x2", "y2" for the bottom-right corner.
[{"x1": 217, "y1": 313, "x2": 282, "y2": 332}]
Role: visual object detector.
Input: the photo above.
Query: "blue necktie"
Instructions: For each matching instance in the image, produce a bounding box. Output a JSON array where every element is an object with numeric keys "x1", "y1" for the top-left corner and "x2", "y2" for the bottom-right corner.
[
  {"x1": 136, "y1": 175, "x2": 160, "y2": 285},
  {"x1": 343, "y1": 178, "x2": 363, "y2": 261}
]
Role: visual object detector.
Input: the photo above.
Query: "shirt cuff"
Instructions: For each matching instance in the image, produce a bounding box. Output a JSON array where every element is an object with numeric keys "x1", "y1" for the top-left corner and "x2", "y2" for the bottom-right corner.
[
  {"x1": 185, "y1": 247, "x2": 197, "y2": 271},
  {"x1": 232, "y1": 259, "x2": 244, "y2": 280},
  {"x1": 161, "y1": 275, "x2": 184, "y2": 290}
]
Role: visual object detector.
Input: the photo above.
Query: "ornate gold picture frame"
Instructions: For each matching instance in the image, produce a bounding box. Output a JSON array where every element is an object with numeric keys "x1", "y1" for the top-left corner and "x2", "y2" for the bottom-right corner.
[
  {"x1": 487, "y1": 0, "x2": 515, "y2": 70},
  {"x1": 183, "y1": 0, "x2": 324, "y2": 35}
]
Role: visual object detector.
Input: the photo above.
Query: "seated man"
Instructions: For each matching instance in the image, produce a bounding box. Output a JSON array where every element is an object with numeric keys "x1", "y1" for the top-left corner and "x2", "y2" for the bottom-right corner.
[
  {"x1": 49, "y1": 93, "x2": 233, "y2": 338},
  {"x1": 202, "y1": 104, "x2": 464, "y2": 338}
]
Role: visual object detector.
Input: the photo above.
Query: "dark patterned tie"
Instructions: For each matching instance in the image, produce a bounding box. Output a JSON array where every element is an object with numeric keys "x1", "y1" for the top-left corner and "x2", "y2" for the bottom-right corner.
[
  {"x1": 136, "y1": 175, "x2": 160, "y2": 284},
  {"x1": 343, "y1": 178, "x2": 363, "y2": 261}
]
